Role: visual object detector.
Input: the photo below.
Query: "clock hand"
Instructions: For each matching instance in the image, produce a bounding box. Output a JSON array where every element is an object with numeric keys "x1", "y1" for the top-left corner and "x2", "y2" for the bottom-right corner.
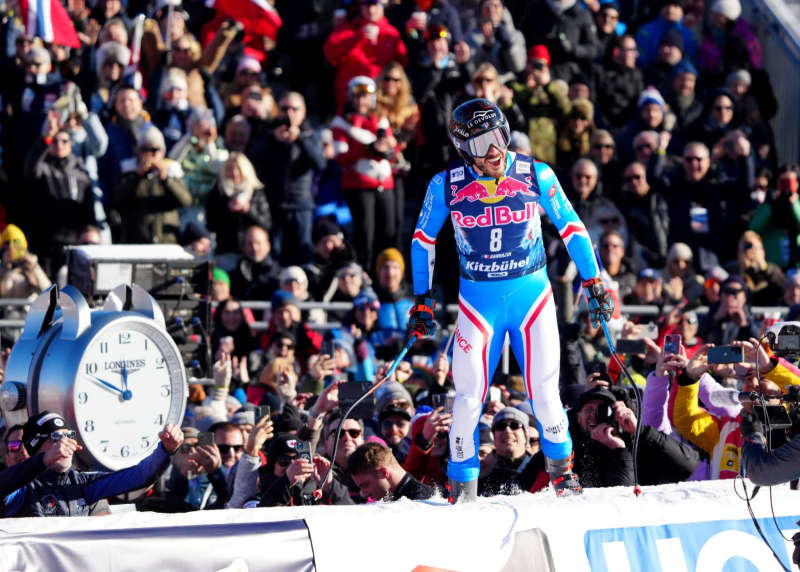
[
  {"x1": 88, "y1": 375, "x2": 123, "y2": 395},
  {"x1": 119, "y1": 363, "x2": 133, "y2": 401},
  {"x1": 121, "y1": 363, "x2": 128, "y2": 392}
]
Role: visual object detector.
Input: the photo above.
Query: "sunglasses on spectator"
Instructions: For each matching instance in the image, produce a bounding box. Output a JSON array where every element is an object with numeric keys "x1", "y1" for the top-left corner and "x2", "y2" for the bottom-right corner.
[
  {"x1": 635, "y1": 144, "x2": 653, "y2": 151},
  {"x1": 600, "y1": 241, "x2": 623, "y2": 249},
  {"x1": 473, "y1": 76, "x2": 496, "y2": 84},
  {"x1": 598, "y1": 217, "x2": 620, "y2": 225},
  {"x1": 7, "y1": 440, "x2": 22, "y2": 452},
  {"x1": 139, "y1": 146, "x2": 160, "y2": 153},
  {"x1": 276, "y1": 341, "x2": 295, "y2": 350},
  {"x1": 599, "y1": 11, "x2": 619, "y2": 20},
  {"x1": 593, "y1": 143, "x2": 614, "y2": 150},
  {"x1": 247, "y1": 91, "x2": 263, "y2": 101},
  {"x1": 573, "y1": 173, "x2": 594, "y2": 180},
  {"x1": 384, "y1": 76, "x2": 403, "y2": 83},
  {"x1": 280, "y1": 105, "x2": 301, "y2": 112},
  {"x1": 337, "y1": 429, "x2": 362, "y2": 439},
  {"x1": 713, "y1": 104, "x2": 734, "y2": 111},
  {"x1": 529, "y1": 437, "x2": 539, "y2": 445},
  {"x1": 623, "y1": 174, "x2": 642, "y2": 182},
  {"x1": 217, "y1": 444, "x2": 244, "y2": 455},
  {"x1": 721, "y1": 287, "x2": 744, "y2": 296},
  {"x1": 684, "y1": 156, "x2": 706, "y2": 162},
  {"x1": 276, "y1": 454, "x2": 297, "y2": 467},
  {"x1": 529, "y1": 61, "x2": 546, "y2": 71},
  {"x1": 50, "y1": 430, "x2": 77, "y2": 441},
  {"x1": 493, "y1": 420, "x2": 522, "y2": 432}
]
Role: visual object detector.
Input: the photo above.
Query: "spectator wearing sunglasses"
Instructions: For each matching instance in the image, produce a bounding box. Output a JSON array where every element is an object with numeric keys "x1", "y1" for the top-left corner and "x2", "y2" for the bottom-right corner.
[
  {"x1": 699, "y1": 275, "x2": 760, "y2": 345},
  {"x1": 403, "y1": 407, "x2": 452, "y2": 489},
  {"x1": 163, "y1": 427, "x2": 231, "y2": 512},
  {"x1": 478, "y1": 407, "x2": 549, "y2": 496},
  {"x1": 3, "y1": 411, "x2": 182, "y2": 517},
  {"x1": 619, "y1": 161, "x2": 670, "y2": 267},
  {"x1": 321, "y1": 411, "x2": 367, "y2": 503},
  {"x1": 4, "y1": 425, "x2": 29, "y2": 468},
  {"x1": 257, "y1": 433, "x2": 354, "y2": 506}
]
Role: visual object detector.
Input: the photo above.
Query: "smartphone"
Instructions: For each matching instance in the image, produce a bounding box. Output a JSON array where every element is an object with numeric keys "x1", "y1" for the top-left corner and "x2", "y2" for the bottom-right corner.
[
  {"x1": 706, "y1": 345, "x2": 744, "y2": 364},
  {"x1": 255, "y1": 405, "x2": 271, "y2": 423},
  {"x1": 487, "y1": 386, "x2": 501, "y2": 403},
  {"x1": 638, "y1": 323, "x2": 659, "y2": 340},
  {"x1": 338, "y1": 381, "x2": 374, "y2": 419},
  {"x1": 431, "y1": 392, "x2": 456, "y2": 413},
  {"x1": 197, "y1": 432, "x2": 215, "y2": 447},
  {"x1": 616, "y1": 339, "x2": 647, "y2": 354},
  {"x1": 294, "y1": 440, "x2": 312, "y2": 462},
  {"x1": 664, "y1": 334, "x2": 682, "y2": 356},
  {"x1": 752, "y1": 405, "x2": 793, "y2": 430},
  {"x1": 585, "y1": 361, "x2": 610, "y2": 381},
  {"x1": 320, "y1": 340, "x2": 335, "y2": 359}
]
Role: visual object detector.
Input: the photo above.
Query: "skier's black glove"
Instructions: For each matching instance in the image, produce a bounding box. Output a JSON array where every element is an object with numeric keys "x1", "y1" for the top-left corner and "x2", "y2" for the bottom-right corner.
[
  {"x1": 583, "y1": 278, "x2": 614, "y2": 328},
  {"x1": 408, "y1": 293, "x2": 436, "y2": 339}
]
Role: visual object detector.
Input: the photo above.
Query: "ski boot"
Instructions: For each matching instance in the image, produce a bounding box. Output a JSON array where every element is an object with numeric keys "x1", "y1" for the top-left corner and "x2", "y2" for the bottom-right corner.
[
  {"x1": 545, "y1": 454, "x2": 583, "y2": 497},
  {"x1": 447, "y1": 479, "x2": 478, "y2": 503}
]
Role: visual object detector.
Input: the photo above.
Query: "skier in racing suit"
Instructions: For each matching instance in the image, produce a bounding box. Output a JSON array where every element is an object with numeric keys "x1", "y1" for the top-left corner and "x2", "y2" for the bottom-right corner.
[
  {"x1": 408, "y1": 98, "x2": 614, "y2": 500},
  {"x1": 2, "y1": 411, "x2": 184, "y2": 517}
]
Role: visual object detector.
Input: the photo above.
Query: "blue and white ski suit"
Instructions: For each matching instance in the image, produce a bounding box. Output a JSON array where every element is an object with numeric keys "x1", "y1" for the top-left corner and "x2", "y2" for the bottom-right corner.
[{"x1": 411, "y1": 152, "x2": 599, "y2": 482}]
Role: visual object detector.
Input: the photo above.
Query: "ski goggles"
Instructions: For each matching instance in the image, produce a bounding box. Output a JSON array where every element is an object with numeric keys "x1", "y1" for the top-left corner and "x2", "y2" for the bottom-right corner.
[{"x1": 454, "y1": 126, "x2": 510, "y2": 158}]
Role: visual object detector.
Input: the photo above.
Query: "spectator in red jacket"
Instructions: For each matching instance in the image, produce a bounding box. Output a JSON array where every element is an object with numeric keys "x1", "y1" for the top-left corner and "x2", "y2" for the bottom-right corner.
[
  {"x1": 323, "y1": 0, "x2": 409, "y2": 109},
  {"x1": 402, "y1": 408, "x2": 452, "y2": 488},
  {"x1": 331, "y1": 76, "x2": 401, "y2": 269}
]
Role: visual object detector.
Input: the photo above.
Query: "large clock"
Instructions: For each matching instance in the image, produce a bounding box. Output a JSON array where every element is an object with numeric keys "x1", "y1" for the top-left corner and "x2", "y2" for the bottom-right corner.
[{"x1": 0, "y1": 284, "x2": 187, "y2": 471}]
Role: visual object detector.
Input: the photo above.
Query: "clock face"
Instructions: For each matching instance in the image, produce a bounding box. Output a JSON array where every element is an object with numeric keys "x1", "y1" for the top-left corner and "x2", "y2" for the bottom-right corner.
[{"x1": 73, "y1": 320, "x2": 186, "y2": 470}]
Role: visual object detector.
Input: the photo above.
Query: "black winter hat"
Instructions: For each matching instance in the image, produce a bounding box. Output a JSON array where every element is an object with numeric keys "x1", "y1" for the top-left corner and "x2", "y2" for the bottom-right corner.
[
  {"x1": 23, "y1": 411, "x2": 70, "y2": 454},
  {"x1": 312, "y1": 217, "x2": 342, "y2": 244},
  {"x1": 576, "y1": 387, "x2": 617, "y2": 412}
]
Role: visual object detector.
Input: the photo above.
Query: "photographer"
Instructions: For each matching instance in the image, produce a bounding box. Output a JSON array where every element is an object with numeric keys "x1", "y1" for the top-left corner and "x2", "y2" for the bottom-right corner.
[
  {"x1": 569, "y1": 385, "x2": 699, "y2": 488},
  {"x1": 668, "y1": 339, "x2": 800, "y2": 479},
  {"x1": 256, "y1": 433, "x2": 353, "y2": 506},
  {"x1": 741, "y1": 409, "x2": 800, "y2": 486}
]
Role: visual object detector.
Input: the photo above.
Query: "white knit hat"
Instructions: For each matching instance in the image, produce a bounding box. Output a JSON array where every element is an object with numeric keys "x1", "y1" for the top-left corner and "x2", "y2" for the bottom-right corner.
[{"x1": 711, "y1": 0, "x2": 741, "y2": 20}]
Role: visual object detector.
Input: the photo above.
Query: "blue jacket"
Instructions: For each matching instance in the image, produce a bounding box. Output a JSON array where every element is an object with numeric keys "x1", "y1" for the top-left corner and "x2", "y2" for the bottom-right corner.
[
  {"x1": 635, "y1": 18, "x2": 697, "y2": 68},
  {"x1": 3, "y1": 444, "x2": 170, "y2": 517}
]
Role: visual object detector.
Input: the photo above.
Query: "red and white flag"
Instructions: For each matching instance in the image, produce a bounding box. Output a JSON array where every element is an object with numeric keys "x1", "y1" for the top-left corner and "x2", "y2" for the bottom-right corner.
[
  {"x1": 205, "y1": 0, "x2": 282, "y2": 41},
  {"x1": 19, "y1": 0, "x2": 81, "y2": 48}
]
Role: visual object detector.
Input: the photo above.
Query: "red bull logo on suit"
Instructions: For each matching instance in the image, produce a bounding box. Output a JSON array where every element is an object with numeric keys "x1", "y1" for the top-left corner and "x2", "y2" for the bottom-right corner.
[{"x1": 451, "y1": 203, "x2": 537, "y2": 229}]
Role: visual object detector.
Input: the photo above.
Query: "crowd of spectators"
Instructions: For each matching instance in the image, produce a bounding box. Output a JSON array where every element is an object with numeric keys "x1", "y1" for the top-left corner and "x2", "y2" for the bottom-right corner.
[{"x1": 0, "y1": 0, "x2": 799, "y2": 515}]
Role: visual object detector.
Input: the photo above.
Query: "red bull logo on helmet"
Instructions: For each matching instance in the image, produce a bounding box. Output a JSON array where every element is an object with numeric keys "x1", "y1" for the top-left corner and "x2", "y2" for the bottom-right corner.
[
  {"x1": 451, "y1": 203, "x2": 537, "y2": 229},
  {"x1": 450, "y1": 176, "x2": 536, "y2": 205}
]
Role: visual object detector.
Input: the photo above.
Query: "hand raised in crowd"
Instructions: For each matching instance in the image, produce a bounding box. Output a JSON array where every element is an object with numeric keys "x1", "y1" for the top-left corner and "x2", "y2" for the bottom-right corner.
[
  {"x1": 642, "y1": 337, "x2": 663, "y2": 366},
  {"x1": 590, "y1": 423, "x2": 625, "y2": 449},
  {"x1": 685, "y1": 344, "x2": 712, "y2": 380},
  {"x1": 422, "y1": 407, "x2": 453, "y2": 441},
  {"x1": 653, "y1": 340, "x2": 688, "y2": 377},
  {"x1": 159, "y1": 424, "x2": 184, "y2": 454},
  {"x1": 733, "y1": 338, "x2": 772, "y2": 374},
  {"x1": 613, "y1": 401, "x2": 637, "y2": 434},
  {"x1": 586, "y1": 371, "x2": 610, "y2": 390},
  {"x1": 484, "y1": 399, "x2": 504, "y2": 416},
  {"x1": 44, "y1": 110, "x2": 61, "y2": 139},
  {"x1": 309, "y1": 352, "x2": 335, "y2": 381},
  {"x1": 311, "y1": 379, "x2": 341, "y2": 417},
  {"x1": 43, "y1": 434, "x2": 82, "y2": 468},
  {"x1": 244, "y1": 415, "x2": 274, "y2": 457},
  {"x1": 286, "y1": 458, "x2": 314, "y2": 487},
  {"x1": 274, "y1": 124, "x2": 301, "y2": 143},
  {"x1": 311, "y1": 455, "x2": 333, "y2": 490},
  {"x1": 193, "y1": 443, "x2": 222, "y2": 473},
  {"x1": 213, "y1": 351, "x2": 233, "y2": 388}
]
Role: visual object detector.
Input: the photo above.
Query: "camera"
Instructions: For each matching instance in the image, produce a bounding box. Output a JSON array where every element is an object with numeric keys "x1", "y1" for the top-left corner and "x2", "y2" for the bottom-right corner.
[{"x1": 766, "y1": 322, "x2": 800, "y2": 359}]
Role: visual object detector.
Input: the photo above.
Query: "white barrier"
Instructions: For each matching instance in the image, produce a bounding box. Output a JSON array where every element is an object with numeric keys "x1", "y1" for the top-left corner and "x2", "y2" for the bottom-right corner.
[{"x1": 0, "y1": 479, "x2": 798, "y2": 571}]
